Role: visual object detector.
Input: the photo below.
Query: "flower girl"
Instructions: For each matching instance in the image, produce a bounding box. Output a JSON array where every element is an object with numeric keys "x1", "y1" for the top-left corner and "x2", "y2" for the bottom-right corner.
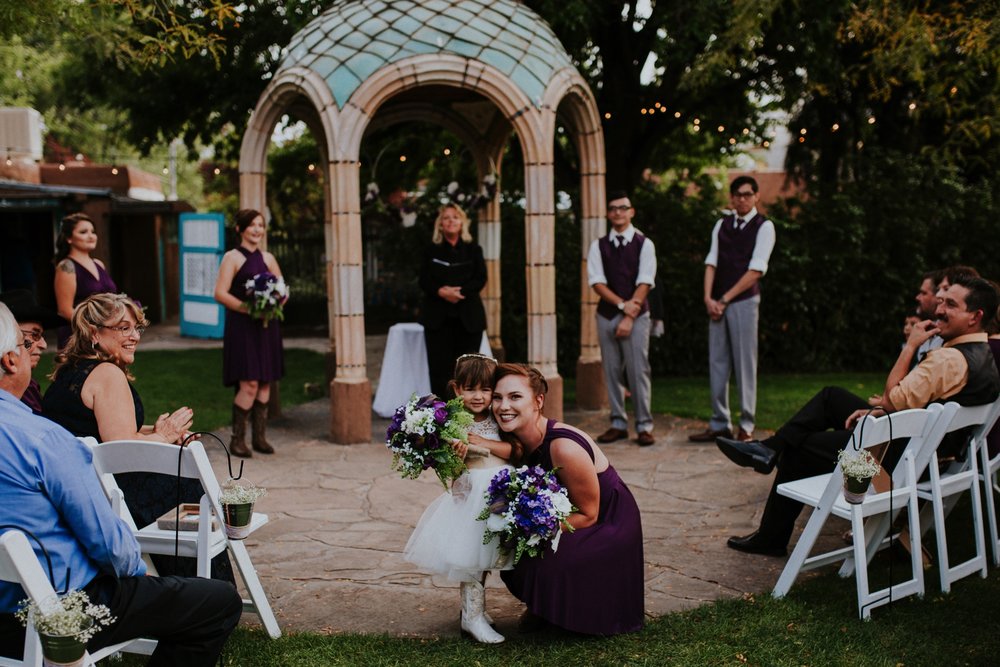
[{"x1": 403, "y1": 354, "x2": 514, "y2": 643}]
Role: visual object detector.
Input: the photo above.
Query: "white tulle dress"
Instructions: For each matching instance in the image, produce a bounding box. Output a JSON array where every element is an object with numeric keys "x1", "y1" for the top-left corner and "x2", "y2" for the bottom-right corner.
[{"x1": 403, "y1": 416, "x2": 514, "y2": 582}]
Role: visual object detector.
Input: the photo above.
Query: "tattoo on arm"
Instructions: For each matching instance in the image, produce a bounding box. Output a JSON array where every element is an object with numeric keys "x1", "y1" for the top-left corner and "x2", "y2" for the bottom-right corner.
[{"x1": 58, "y1": 259, "x2": 75, "y2": 274}]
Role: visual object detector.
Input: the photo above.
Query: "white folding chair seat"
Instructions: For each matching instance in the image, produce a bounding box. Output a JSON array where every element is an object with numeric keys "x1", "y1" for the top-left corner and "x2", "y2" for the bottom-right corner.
[
  {"x1": 772, "y1": 404, "x2": 946, "y2": 619},
  {"x1": 85, "y1": 438, "x2": 281, "y2": 639},
  {"x1": 914, "y1": 398, "x2": 1000, "y2": 591},
  {"x1": 0, "y1": 530, "x2": 154, "y2": 667}
]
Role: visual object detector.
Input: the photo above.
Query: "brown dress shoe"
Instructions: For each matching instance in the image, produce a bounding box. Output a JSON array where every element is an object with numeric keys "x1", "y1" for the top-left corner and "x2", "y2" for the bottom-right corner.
[
  {"x1": 688, "y1": 427, "x2": 731, "y2": 443},
  {"x1": 735, "y1": 428, "x2": 754, "y2": 442},
  {"x1": 635, "y1": 431, "x2": 655, "y2": 446},
  {"x1": 596, "y1": 427, "x2": 628, "y2": 443}
]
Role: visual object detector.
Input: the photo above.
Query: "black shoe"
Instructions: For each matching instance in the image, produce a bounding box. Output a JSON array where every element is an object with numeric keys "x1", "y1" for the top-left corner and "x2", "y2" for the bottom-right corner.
[
  {"x1": 716, "y1": 437, "x2": 778, "y2": 474},
  {"x1": 727, "y1": 531, "x2": 787, "y2": 557}
]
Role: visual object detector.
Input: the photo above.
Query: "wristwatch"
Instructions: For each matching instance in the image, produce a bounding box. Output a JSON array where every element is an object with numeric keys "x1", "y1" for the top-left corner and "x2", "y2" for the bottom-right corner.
[
  {"x1": 617, "y1": 301, "x2": 626, "y2": 311},
  {"x1": 719, "y1": 296, "x2": 730, "y2": 306}
]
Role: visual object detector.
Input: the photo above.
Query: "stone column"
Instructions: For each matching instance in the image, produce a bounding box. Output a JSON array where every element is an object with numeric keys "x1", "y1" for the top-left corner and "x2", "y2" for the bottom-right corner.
[
  {"x1": 326, "y1": 158, "x2": 372, "y2": 443},
  {"x1": 523, "y1": 159, "x2": 562, "y2": 420},
  {"x1": 576, "y1": 170, "x2": 607, "y2": 409}
]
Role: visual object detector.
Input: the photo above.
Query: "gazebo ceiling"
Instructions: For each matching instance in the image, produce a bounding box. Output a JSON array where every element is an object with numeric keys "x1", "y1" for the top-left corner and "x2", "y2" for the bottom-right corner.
[{"x1": 279, "y1": 0, "x2": 576, "y2": 109}]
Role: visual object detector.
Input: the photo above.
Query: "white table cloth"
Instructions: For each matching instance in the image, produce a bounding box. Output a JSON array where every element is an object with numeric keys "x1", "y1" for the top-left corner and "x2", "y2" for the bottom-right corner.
[{"x1": 372, "y1": 323, "x2": 491, "y2": 418}]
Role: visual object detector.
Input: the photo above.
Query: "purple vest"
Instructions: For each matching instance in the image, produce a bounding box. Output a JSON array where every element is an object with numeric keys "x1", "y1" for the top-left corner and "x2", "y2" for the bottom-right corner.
[
  {"x1": 597, "y1": 233, "x2": 649, "y2": 320},
  {"x1": 712, "y1": 212, "x2": 766, "y2": 303}
]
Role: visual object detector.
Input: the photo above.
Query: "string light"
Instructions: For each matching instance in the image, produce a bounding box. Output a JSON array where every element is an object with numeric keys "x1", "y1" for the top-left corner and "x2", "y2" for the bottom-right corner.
[
  {"x1": 654, "y1": 102, "x2": 662, "y2": 109},
  {"x1": 641, "y1": 108, "x2": 648, "y2": 115},
  {"x1": 742, "y1": 128, "x2": 750, "y2": 135},
  {"x1": 110, "y1": 167, "x2": 118, "y2": 175},
  {"x1": 443, "y1": 148, "x2": 451, "y2": 156},
  {"x1": 831, "y1": 123, "x2": 840, "y2": 132},
  {"x1": 307, "y1": 164, "x2": 315, "y2": 171},
  {"x1": 213, "y1": 167, "x2": 221, "y2": 175},
  {"x1": 673, "y1": 112, "x2": 680, "y2": 118},
  {"x1": 59, "y1": 164, "x2": 66, "y2": 171},
  {"x1": 762, "y1": 141, "x2": 770, "y2": 148},
  {"x1": 728, "y1": 138, "x2": 736, "y2": 145},
  {"x1": 162, "y1": 167, "x2": 169, "y2": 175},
  {"x1": 950, "y1": 86, "x2": 958, "y2": 95},
  {"x1": 399, "y1": 155, "x2": 407, "y2": 162},
  {"x1": 604, "y1": 112, "x2": 611, "y2": 119},
  {"x1": 908, "y1": 102, "x2": 917, "y2": 110},
  {"x1": 798, "y1": 137, "x2": 805, "y2": 143},
  {"x1": 717, "y1": 125, "x2": 725, "y2": 132},
  {"x1": 5, "y1": 158, "x2": 11, "y2": 166},
  {"x1": 799, "y1": 128, "x2": 807, "y2": 135},
  {"x1": 867, "y1": 116, "x2": 876, "y2": 124},
  {"x1": 693, "y1": 118, "x2": 700, "y2": 125}
]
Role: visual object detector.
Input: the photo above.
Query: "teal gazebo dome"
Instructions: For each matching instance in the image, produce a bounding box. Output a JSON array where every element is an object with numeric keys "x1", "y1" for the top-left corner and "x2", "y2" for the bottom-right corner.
[{"x1": 280, "y1": 0, "x2": 576, "y2": 108}]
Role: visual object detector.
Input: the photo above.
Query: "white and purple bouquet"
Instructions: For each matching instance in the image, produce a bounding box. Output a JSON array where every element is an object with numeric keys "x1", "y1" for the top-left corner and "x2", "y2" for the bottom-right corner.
[
  {"x1": 244, "y1": 271, "x2": 288, "y2": 327},
  {"x1": 477, "y1": 465, "x2": 576, "y2": 565},
  {"x1": 386, "y1": 394, "x2": 474, "y2": 488}
]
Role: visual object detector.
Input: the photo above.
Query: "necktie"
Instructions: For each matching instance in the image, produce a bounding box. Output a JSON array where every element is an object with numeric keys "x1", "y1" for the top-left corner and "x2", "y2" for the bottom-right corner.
[
  {"x1": 734, "y1": 217, "x2": 743, "y2": 230},
  {"x1": 615, "y1": 234, "x2": 626, "y2": 248}
]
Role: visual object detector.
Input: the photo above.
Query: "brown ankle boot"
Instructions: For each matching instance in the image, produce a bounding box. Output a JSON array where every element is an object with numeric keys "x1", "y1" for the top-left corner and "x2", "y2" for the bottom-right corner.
[
  {"x1": 230, "y1": 404, "x2": 252, "y2": 458},
  {"x1": 251, "y1": 400, "x2": 274, "y2": 454}
]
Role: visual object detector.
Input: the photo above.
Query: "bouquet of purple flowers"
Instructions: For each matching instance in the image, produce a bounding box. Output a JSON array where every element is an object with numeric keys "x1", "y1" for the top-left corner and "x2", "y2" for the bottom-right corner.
[
  {"x1": 477, "y1": 465, "x2": 576, "y2": 565},
  {"x1": 244, "y1": 271, "x2": 288, "y2": 327},
  {"x1": 386, "y1": 394, "x2": 474, "y2": 488}
]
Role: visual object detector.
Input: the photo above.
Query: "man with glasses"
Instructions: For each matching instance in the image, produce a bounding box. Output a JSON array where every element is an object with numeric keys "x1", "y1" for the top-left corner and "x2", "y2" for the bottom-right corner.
[
  {"x1": 0, "y1": 290, "x2": 63, "y2": 414},
  {"x1": 689, "y1": 176, "x2": 776, "y2": 444},
  {"x1": 587, "y1": 190, "x2": 658, "y2": 446}
]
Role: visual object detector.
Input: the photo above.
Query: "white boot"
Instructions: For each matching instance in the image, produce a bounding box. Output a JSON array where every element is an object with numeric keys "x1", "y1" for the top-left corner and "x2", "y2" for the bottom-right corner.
[{"x1": 460, "y1": 582, "x2": 505, "y2": 643}]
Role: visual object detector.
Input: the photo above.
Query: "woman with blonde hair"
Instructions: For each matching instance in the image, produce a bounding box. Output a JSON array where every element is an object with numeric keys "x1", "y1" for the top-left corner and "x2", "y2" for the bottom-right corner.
[
  {"x1": 42, "y1": 293, "x2": 233, "y2": 582},
  {"x1": 419, "y1": 203, "x2": 488, "y2": 398}
]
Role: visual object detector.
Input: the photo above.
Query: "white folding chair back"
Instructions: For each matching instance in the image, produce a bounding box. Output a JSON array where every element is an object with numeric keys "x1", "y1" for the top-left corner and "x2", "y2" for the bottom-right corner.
[
  {"x1": 915, "y1": 398, "x2": 1000, "y2": 591},
  {"x1": 0, "y1": 530, "x2": 154, "y2": 667},
  {"x1": 772, "y1": 404, "x2": 945, "y2": 619},
  {"x1": 86, "y1": 439, "x2": 281, "y2": 638},
  {"x1": 979, "y1": 423, "x2": 1000, "y2": 566}
]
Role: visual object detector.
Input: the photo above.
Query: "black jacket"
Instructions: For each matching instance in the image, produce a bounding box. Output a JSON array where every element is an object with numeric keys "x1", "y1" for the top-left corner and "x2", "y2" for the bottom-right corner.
[{"x1": 419, "y1": 239, "x2": 487, "y2": 333}]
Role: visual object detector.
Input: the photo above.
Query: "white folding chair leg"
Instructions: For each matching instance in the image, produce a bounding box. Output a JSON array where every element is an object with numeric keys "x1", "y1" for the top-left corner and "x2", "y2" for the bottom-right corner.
[
  {"x1": 979, "y1": 444, "x2": 1000, "y2": 566},
  {"x1": 228, "y1": 540, "x2": 281, "y2": 639}
]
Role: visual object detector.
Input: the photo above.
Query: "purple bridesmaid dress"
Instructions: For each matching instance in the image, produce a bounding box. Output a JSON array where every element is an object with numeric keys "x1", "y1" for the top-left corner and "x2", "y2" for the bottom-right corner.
[
  {"x1": 56, "y1": 258, "x2": 118, "y2": 347},
  {"x1": 501, "y1": 419, "x2": 645, "y2": 635},
  {"x1": 222, "y1": 247, "x2": 284, "y2": 387}
]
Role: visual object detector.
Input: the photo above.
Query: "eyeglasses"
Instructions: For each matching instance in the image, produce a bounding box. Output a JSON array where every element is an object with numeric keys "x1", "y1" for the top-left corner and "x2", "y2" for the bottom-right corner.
[
  {"x1": 17, "y1": 337, "x2": 33, "y2": 351},
  {"x1": 607, "y1": 205, "x2": 632, "y2": 213},
  {"x1": 101, "y1": 324, "x2": 146, "y2": 337},
  {"x1": 20, "y1": 329, "x2": 43, "y2": 344},
  {"x1": 732, "y1": 190, "x2": 756, "y2": 199}
]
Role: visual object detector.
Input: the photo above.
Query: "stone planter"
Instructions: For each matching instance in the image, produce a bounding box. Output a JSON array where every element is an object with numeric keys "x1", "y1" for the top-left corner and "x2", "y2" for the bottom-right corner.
[
  {"x1": 222, "y1": 502, "x2": 254, "y2": 539},
  {"x1": 843, "y1": 475, "x2": 873, "y2": 504}
]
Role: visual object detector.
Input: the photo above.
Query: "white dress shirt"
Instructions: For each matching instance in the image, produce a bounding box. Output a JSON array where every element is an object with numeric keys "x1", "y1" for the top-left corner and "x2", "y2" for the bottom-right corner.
[
  {"x1": 587, "y1": 224, "x2": 657, "y2": 287},
  {"x1": 703, "y1": 206, "x2": 776, "y2": 274}
]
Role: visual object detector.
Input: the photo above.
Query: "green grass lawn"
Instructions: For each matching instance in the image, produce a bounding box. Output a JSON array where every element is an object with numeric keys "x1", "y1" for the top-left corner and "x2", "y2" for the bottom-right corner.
[
  {"x1": 35, "y1": 349, "x2": 329, "y2": 432},
  {"x1": 564, "y1": 373, "x2": 886, "y2": 431}
]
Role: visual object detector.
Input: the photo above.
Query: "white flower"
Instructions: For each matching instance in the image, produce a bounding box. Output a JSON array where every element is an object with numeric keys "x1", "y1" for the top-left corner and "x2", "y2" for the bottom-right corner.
[
  {"x1": 483, "y1": 173, "x2": 497, "y2": 185},
  {"x1": 550, "y1": 529, "x2": 562, "y2": 553},
  {"x1": 486, "y1": 513, "x2": 508, "y2": 532},
  {"x1": 366, "y1": 182, "x2": 380, "y2": 195},
  {"x1": 446, "y1": 181, "x2": 460, "y2": 195},
  {"x1": 550, "y1": 491, "x2": 573, "y2": 515},
  {"x1": 456, "y1": 193, "x2": 466, "y2": 202},
  {"x1": 401, "y1": 211, "x2": 417, "y2": 227}
]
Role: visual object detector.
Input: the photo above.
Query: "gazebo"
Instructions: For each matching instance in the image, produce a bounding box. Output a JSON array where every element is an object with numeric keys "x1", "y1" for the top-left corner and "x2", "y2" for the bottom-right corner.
[{"x1": 240, "y1": 0, "x2": 608, "y2": 442}]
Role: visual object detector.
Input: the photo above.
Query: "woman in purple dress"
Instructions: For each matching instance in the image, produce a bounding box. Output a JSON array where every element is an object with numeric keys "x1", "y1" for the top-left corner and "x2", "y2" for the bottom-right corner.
[
  {"x1": 493, "y1": 363, "x2": 644, "y2": 635},
  {"x1": 53, "y1": 213, "x2": 118, "y2": 348},
  {"x1": 213, "y1": 209, "x2": 286, "y2": 458}
]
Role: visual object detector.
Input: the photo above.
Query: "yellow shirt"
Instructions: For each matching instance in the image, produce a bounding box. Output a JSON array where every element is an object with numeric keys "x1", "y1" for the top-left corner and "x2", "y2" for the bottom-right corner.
[{"x1": 888, "y1": 332, "x2": 988, "y2": 410}]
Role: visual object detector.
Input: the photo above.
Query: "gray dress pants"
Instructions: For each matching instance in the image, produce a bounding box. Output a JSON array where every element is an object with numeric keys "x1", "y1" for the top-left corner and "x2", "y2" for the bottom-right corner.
[
  {"x1": 708, "y1": 294, "x2": 759, "y2": 433},
  {"x1": 597, "y1": 311, "x2": 653, "y2": 433}
]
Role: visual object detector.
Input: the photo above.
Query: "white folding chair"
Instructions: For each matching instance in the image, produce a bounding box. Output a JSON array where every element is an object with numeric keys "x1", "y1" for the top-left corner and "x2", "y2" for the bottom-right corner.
[
  {"x1": 771, "y1": 405, "x2": 945, "y2": 619},
  {"x1": 979, "y1": 423, "x2": 1000, "y2": 566},
  {"x1": 914, "y1": 398, "x2": 1000, "y2": 591},
  {"x1": 85, "y1": 439, "x2": 281, "y2": 639},
  {"x1": 0, "y1": 530, "x2": 154, "y2": 667}
]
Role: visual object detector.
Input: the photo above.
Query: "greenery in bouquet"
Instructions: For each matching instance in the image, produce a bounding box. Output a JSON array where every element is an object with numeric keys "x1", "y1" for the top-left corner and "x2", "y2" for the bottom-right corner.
[
  {"x1": 244, "y1": 271, "x2": 288, "y2": 327},
  {"x1": 16, "y1": 590, "x2": 115, "y2": 642},
  {"x1": 477, "y1": 465, "x2": 576, "y2": 565},
  {"x1": 219, "y1": 480, "x2": 268, "y2": 505},
  {"x1": 385, "y1": 394, "x2": 474, "y2": 489},
  {"x1": 837, "y1": 447, "x2": 882, "y2": 481}
]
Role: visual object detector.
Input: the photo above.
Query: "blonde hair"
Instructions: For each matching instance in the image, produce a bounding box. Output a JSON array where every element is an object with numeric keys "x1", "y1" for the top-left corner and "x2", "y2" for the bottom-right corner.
[
  {"x1": 431, "y1": 204, "x2": 473, "y2": 244},
  {"x1": 52, "y1": 293, "x2": 148, "y2": 381}
]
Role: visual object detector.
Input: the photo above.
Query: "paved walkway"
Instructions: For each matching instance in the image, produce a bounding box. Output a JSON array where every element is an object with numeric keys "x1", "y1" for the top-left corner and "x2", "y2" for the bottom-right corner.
[{"x1": 142, "y1": 323, "x2": 839, "y2": 638}]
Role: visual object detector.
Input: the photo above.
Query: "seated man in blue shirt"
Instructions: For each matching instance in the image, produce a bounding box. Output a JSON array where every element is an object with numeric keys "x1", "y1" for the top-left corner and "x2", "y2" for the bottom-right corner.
[{"x1": 0, "y1": 303, "x2": 242, "y2": 666}]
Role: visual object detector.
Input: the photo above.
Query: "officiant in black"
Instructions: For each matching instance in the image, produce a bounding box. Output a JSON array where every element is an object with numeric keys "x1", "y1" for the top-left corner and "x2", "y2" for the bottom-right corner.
[{"x1": 419, "y1": 203, "x2": 488, "y2": 398}]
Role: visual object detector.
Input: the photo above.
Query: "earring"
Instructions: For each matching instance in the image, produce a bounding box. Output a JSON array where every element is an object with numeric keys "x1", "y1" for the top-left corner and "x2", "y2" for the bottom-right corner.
[{"x1": 92, "y1": 340, "x2": 98, "y2": 350}]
